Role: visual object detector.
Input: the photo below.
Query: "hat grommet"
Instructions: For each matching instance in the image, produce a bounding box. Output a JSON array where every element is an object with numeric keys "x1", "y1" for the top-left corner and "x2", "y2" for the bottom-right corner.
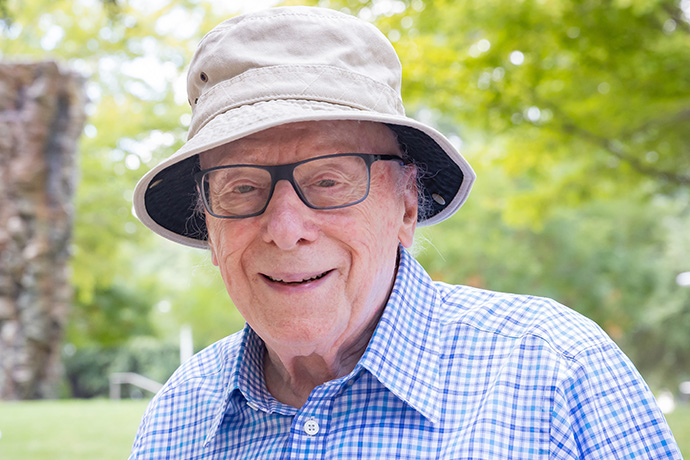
[{"x1": 432, "y1": 193, "x2": 446, "y2": 206}]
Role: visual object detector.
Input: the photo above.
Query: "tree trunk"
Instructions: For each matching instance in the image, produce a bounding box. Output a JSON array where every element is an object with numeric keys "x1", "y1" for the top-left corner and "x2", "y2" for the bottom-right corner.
[{"x1": 0, "y1": 61, "x2": 85, "y2": 399}]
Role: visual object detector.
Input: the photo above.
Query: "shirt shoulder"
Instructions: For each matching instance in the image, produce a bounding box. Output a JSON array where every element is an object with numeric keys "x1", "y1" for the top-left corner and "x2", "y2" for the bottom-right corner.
[
  {"x1": 129, "y1": 330, "x2": 245, "y2": 459},
  {"x1": 433, "y1": 282, "x2": 610, "y2": 359},
  {"x1": 163, "y1": 328, "x2": 244, "y2": 390}
]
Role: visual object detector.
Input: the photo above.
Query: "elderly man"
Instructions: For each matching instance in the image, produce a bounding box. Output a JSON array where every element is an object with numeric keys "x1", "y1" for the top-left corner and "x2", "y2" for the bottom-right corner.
[{"x1": 130, "y1": 6, "x2": 681, "y2": 459}]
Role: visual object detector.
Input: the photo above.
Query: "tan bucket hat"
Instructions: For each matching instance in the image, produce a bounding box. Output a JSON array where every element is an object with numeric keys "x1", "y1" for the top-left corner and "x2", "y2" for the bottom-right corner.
[{"x1": 133, "y1": 6, "x2": 475, "y2": 249}]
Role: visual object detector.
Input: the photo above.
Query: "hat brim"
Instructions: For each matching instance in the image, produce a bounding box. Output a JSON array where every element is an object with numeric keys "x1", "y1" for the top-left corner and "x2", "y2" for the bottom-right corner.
[{"x1": 133, "y1": 99, "x2": 475, "y2": 249}]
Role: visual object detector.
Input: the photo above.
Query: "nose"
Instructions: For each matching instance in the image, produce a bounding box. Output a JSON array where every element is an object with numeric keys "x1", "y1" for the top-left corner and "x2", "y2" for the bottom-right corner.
[{"x1": 261, "y1": 180, "x2": 319, "y2": 250}]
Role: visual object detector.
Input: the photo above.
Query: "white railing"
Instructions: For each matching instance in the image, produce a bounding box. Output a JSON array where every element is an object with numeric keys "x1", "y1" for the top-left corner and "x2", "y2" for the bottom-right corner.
[{"x1": 109, "y1": 372, "x2": 162, "y2": 399}]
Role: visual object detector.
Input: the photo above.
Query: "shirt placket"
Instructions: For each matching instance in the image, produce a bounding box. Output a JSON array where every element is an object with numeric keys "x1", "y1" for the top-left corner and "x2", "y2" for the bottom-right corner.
[{"x1": 283, "y1": 380, "x2": 344, "y2": 459}]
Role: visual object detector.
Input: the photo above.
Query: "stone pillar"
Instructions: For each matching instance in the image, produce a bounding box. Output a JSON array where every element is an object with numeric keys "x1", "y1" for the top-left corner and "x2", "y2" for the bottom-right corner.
[{"x1": 0, "y1": 61, "x2": 85, "y2": 399}]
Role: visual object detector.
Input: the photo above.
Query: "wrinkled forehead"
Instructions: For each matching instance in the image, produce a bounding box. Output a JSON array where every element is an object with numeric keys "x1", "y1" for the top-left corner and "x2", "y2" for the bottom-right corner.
[{"x1": 199, "y1": 120, "x2": 401, "y2": 169}]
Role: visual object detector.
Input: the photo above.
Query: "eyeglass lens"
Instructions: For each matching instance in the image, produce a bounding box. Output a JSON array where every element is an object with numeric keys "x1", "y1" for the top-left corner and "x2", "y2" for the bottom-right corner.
[{"x1": 201, "y1": 155, "x2": 371, "y2": 218}]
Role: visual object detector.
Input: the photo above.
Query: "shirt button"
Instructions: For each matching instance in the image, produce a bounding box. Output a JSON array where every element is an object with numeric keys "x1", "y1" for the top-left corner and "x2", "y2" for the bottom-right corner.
[{"x1": 303, "y1": 418, "x2": 320, "y2": 436}]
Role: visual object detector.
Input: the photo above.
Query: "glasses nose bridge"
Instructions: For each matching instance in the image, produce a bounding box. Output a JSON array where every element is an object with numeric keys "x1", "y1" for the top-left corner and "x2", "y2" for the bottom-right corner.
[
  {"x1": 267, "y1": 162, "x2": 305, "y2": 204},
  {"x1": 270, "y1": 162, "x2": 298, "y2": 184}
]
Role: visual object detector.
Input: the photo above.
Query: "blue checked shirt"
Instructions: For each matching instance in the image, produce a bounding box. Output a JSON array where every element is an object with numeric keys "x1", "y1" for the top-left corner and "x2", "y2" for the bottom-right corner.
[{"x1": 130, "y1": 248, "x2": 682, "y2": 459}]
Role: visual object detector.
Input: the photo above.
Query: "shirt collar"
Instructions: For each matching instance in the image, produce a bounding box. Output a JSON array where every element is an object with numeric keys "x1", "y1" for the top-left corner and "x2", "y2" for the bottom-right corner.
[
  {"x1": 359, "y1": 246, "x2": 442, "y2": 423},
  {"x1": 204, "y1": 322, "x2": 264, "y2": 446}
]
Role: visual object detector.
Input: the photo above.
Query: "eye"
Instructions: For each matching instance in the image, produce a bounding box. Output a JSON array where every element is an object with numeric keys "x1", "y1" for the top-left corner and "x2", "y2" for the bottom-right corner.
[
  {"x1": 304, "y1": 169, "x2": 346, "y2": 189},
  {"x1": 234, "y1": 184, "x2": 256, "y2": 194},
  {"x1": 314, "y1": 179, "x2": 338, "y2": 188},
  {"x1": 214, "y1": 179, "x2": 265, "y2": 198}
]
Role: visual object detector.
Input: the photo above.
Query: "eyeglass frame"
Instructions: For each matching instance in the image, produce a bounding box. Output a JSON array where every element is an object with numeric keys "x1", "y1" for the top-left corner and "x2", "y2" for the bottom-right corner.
[{"x1": 194, "y1": 152, "x2": 405, "y2": 219}]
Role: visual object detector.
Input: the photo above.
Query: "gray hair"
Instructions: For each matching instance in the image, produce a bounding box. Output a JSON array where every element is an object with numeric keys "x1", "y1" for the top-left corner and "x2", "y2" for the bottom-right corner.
[{"x1": 395, "y1": 137, "x2": 432, "y2": 223}]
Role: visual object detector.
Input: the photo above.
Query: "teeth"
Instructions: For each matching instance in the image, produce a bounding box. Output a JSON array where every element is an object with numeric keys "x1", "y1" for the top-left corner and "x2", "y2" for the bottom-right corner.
[{"x1": 268, "y1": 272, "x2": 328, "y2": 284}]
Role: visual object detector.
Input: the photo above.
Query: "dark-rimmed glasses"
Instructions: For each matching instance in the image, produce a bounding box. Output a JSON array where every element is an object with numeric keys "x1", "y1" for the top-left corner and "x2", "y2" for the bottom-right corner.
[{"x1": 194, "y1": 153, "x2": 403, "y2": 219}]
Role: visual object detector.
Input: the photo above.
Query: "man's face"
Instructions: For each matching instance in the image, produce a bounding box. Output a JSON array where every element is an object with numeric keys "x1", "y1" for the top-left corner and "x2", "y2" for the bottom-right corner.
[{"x1": 202, "y1": 120, "x2": 417, "y2": 355}]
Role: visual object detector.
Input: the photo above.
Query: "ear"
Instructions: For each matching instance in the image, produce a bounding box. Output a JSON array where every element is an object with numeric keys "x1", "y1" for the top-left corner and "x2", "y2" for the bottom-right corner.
[
  {"x1": 398, "y1": 166, "x2": 418, "y2": 248},
  {"x1": 197, "y1": 185, "x2": 220, "y2": 266},
  {"x1": 210, "y1": 240, "x2": 219, "y2": 266},
  {"x1": 206, "y1": 220, "x2": 220, "y2": 267}
]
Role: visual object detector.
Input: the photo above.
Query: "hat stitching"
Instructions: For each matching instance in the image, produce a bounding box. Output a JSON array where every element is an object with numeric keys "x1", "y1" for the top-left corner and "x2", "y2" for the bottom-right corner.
[
  {"x1": 191, "y1": 64, "x2": 399, "y2": 101},
  {"x1": 185, "y1": 98, "x2": 369, "y2": 144},
  {"x1": 295, "y1": 65, "x2": 327, "y2": 94},
  {"x1": 191, "y1": 96, "x2": 375, "y2": 140}
]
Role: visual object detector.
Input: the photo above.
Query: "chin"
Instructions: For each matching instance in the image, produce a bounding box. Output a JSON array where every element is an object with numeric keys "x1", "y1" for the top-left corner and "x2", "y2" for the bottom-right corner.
[{"x1": 264, "y1": 320, "x2": 343, "y2": 348}]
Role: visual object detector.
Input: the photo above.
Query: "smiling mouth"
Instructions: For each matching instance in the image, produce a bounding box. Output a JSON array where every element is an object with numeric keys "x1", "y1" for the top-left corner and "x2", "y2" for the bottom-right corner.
[{"x1": 263, "y1": 270, "x2": 333, "y2": 285}]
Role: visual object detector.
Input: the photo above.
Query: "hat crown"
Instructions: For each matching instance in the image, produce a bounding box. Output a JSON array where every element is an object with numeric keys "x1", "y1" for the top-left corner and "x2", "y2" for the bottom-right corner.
[{"x1": 186, "y1": 6, "x2": 405, "y2": 138}]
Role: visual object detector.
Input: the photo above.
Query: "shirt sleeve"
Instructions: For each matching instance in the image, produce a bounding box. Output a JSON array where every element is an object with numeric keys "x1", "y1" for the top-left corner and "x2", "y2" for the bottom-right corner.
[
  {"x1": 549, "y1": 340, "x2": 682, "y2": 459},
  {"x1": 128, "y1": 396, "x2": 159, "y2": 460}
]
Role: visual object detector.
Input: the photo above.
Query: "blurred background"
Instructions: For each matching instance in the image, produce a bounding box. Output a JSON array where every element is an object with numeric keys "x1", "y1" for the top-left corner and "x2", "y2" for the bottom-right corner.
[{"x1": 0, "y1": 0, "x2": 689, "y2": 458}]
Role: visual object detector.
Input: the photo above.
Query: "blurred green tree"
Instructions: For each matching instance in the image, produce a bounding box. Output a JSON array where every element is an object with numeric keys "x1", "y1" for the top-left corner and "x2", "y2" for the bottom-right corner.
[
  {"x1": 310, "y1": 0, "x2": 690, "y2": 218},
  {"x1": 304, "y1": 0, "x2": 690, "y2": 388},
  {"x1": 1, "y1": 0, "x2": 244, "y2": 355},
  {"x1": 2, "y1": 0, "x2": 689, "y2": 391}
]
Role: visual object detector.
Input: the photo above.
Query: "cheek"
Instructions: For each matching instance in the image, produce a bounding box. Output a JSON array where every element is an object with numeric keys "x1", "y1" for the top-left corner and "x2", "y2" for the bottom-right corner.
[
  {"x1": 339, "y1": 198, "x2": 403, "y2": 269},
  {"x1": 364, "y1": 176, "x2": 407, "y2": 241},
  {"x1": 207, "y1": 220, "x2": 255, "y2": 284}
]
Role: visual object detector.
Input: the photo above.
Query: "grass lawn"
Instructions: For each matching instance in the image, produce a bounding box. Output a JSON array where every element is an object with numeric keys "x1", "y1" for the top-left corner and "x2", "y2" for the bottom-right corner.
[
  {"x1": 0, "y1": 399, "x2": 148, "y2": 460},
  {"x1": 0, "y1": 399, "x2": 688, "y2": 458}
]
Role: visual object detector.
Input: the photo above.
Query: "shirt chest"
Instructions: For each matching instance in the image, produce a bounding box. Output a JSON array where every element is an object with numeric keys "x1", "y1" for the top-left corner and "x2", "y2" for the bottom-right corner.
[{"x1": 207, "y1": 366, "x2": 553, "y2": 460}]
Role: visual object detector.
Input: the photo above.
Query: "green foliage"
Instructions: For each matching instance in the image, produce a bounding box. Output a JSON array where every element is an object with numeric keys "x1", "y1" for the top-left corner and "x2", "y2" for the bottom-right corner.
[
  {"x1": 1, "y1": 0, "x2": 244, "y2": 352},
  {"x1": 66, "y1": 284, "x2": 153, "y2": 348},
  {"x1": 3, "y1": 0, "x2": 689, "y2": 392},
  {"x1": 320, "y1": 0, "x2": 690, "y2": 221},
  {"x1": 313, "y1": 0, "x2": 690, "y2": 387},
  {"x1": 62, "y1": 338, "x2": 179, "y2": 398}
]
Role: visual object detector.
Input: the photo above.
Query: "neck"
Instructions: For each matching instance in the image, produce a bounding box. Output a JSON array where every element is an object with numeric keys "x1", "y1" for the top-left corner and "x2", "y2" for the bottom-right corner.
[{"x1": 263, "y1": 305, "x2": 383, "y2": 408}]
